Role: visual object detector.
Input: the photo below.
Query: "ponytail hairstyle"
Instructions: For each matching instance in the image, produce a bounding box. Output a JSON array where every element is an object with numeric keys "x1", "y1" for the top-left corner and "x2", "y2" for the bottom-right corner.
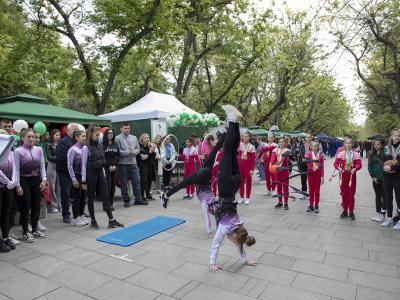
[
  {"x1": 73, "y1": 130, "x2": 85, "y2": 143},
  {"x1": 368, "y1": 138, "x2": 385, "y2": 163},
  {"x1": 232, "y1": 225, "x2": 256, "y2": 255},
  {"x1": 85, "y1": 123, "x2": 100, "y2": 145}
]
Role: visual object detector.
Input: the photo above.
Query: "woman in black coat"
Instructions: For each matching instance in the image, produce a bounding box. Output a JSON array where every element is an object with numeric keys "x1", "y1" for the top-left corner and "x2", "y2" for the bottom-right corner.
[
  {"x1": 137, "y1": 133, "x2": 156, "y2": 200},
  {"x1": 103, "y1": 128, "x2": 119, "y2": 210}
]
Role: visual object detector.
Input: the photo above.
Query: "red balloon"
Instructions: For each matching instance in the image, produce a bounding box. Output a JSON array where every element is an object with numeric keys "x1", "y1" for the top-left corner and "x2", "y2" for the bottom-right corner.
[
  {"x1": 60, "y1": 124, "x2": 68, "y2": 137},
  {"x1": 10, "y1": 129, "x2": 16, "y2": 135},
  {"x1": 269, "y1": 164, "x2": 279, "y2": 174},
  {"x1": 101, "y1": 127, "x2": 109, "y2": 134}
]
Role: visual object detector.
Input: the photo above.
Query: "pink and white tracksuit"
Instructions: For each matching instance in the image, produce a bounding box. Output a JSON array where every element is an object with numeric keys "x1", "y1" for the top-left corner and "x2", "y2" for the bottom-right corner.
[
  {"x1": 258, "y1": 142, "x2": 278, "y2": 192},
  {"x1": 305, "y1": 151, "x2": 324, "y2": 207},
  {"x1": 182, "y1": 146, "x2": 202, "y2": 195},
  {"x1": 238, "y1": 143, "x2": 256, "y2": 199}
]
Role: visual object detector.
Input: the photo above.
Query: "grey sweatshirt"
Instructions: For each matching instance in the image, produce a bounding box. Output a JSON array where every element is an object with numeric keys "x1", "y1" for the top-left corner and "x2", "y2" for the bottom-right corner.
[{"x1": 115, "y1": 133, "x2": 140, "y2": 165}]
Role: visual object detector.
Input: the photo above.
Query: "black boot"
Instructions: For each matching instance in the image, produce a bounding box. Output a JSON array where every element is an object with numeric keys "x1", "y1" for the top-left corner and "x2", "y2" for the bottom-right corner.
[
  {"x1": 349, "y1": 212, "x2": 355, "y2": 220},
  {"x1": 340, "y1": 211, "x2": 348, "y2": 219},
  {"x1": 0, "y1": 239, "x2": 11, "y2": 253}
]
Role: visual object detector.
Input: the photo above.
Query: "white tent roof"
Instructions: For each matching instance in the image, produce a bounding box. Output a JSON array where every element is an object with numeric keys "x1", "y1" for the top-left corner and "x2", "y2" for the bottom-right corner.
[{"x1": 100, "y1": 91, "x2": 199, "y2": 122}]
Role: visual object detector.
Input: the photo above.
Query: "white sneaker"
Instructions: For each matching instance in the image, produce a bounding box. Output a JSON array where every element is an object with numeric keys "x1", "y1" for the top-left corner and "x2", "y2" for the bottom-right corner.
[
  {"x1": 72, "y1": 217, "x2": 86, "y2": 227},
  {"x1": 393, "y1": 222, "x2": 400, "y2": 230},
  {"x1": 28, "y1": 223, "x2": 32, "y2": 232},
  {"x1": 381, "y1": 218, "x2": 393, "y2": 227},
  {"x1": 272, "y1": 191, "x2": 278, "y2": 197},
  {"x1": 371, "y1": 213, "x2": 385, "y2": 222},
  {"x1": 48, "y1": 207, "x2": 59, "y2": 213},
  {"x1": 79, "y1": 215, "x2": 90, "y2": 225},
  {"x1": 222, "y1": 104, "x2": 243, "y2": 123},
  {"x1": 9, "y1": 233, "x2": 20, "y2": 245},
  {"x1": 37, "y1": 221, "x2": 46, "y2": 232},
  {"x1": 237, "y1": 198, "x2": 244, "y2": 204},
  {"x1": 259, "y1": 180, "x2": 266, "y2": 185},
  {"x1": 244, "y1": 198, "x2": 250, "y2": 205},
  {"x1": 266, "y1": 191, "x2": 272, "y2": 196}
]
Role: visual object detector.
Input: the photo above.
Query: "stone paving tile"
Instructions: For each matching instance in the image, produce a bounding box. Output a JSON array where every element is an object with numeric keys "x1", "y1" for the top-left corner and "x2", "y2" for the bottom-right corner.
[
  {"x1": 53, "y1": 266, "x2": 113, "y2": 294},
  {"x1": 171, "y1": 262, "x2": 250, "y2": 292},
  {"x1": 356, "y1": 286, "x2": 400, "y2": 300},
  {"x1": 320, "y1": 243, "x2": 369, "y2": 260},
  {"x1": 0, "y1": 260, "x2": 26, "y2": 282},
  {"x1": 181, "y1": 283, "x2": 255, "y2": 300},
  {"x1": 277, "y1": 235, "x2": 322, "y2": 251},
  {"x1": 17, "y1": 255, "x2": 75, "y2": 278},
  {"x1": 259, "y1": 283, "x2": 331, "y2": 300},
  {"x1": 291, "y1": 259, "x2": 348, "y2": 281},
  {"x1": 87, "y1": 256, "x2": 144, "y2": 279},
  {"x1": 317, "y1": 234, "x2": 363, "y2": 248},
  {"x1": 19, "y1": 238, "x2": 73, "y2": 255},
  {"x1": 324, "y1": 253, "x2": 398, "y2": 278},
  {"x1": 89, "y1": 279, "x2": 159, "y2": 300},
  {"x1": 0, "y1": 272, "x2": 60, "y2": 300},
  {"x1": 126, "y1": 268, "x2": 190, "y2": 296},
  {"x1": 0, "y1": 293, "x2": 10, "y2": 300},
  {"x1": 237, "y1": 263, "x2": 297, "y2": 285},
  {"x1": 257, "y1": 252, "x2": 296, "y2": 269},
  {"x1": 362, "y1": 241, "x2": 400, "y2": 255},
  {"x1": 292, "y1": 273, "x2": 357, "y2": 300},
  {"x1": 172, "y1": 280, "x2": 200, "y2": 299},
  {"x1": 131, "y1": 250, "x2": 188, "y2": 272},
  {"x1": 335, "y1": 230, "x2": 378, "y2": 242},
  {"x1": 276, "y1": 245, "x2": 325, "y2": 262},
  {"x1": 347, "y1": 269, "x2": 400, "y2": 295},
  {"x1": 36, "y1": 287, "x2": 94, "y2": 300},
  {"x1": 57, "y1": 247, "x2": 106, "y2": 266}
]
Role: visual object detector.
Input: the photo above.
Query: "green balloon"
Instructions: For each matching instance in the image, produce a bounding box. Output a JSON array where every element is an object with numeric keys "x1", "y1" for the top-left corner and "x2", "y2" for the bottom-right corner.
[
  {"x1": 12, "y1": 134, "x2": 20, "y2": 141},
  {"x1": 180, "y1": 112, "x2": 189, "y2": 120},
  {"x1": 33, "y1": 121, "x2": 46, "y2": 135},
  {"x1": 175, "y1": 120, "x2": 181, "y2": 126},
  {"x1": 192, "y1": 114, "x2": 198, "y2": 119}
]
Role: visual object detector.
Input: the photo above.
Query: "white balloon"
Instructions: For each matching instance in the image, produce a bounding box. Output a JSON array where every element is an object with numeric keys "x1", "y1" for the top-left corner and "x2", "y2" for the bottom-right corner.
[{"x1": 13, "y1": 120, "x2": 29, "y2": 133}]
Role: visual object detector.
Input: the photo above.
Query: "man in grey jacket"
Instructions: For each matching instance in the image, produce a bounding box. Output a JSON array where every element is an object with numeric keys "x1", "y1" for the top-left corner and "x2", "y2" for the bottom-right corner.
[{"x1": 116, "y1": 122, "x2": 148, "y2": 207}]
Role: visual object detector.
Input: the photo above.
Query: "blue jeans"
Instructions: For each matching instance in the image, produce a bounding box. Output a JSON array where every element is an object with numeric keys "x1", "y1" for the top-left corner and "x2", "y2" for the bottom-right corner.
[
  {"x1": 58, "y1": 173, "x2": 72, "y2": 218},
  {"x1": 256, "y1": 161, "x2": 265, "y2": 181},
  {"x1": 119, "y1": 164, "x2": 142, "y2": 203}
]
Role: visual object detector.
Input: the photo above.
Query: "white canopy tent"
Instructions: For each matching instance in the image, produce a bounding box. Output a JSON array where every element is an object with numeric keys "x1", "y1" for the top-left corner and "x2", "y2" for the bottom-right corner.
[{"x1": 100, "y1": 91, "x2": 199, "y2": 122}]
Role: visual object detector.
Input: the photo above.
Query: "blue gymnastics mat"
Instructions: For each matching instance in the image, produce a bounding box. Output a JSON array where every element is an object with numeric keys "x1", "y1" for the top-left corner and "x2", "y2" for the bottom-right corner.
[{"x1": 96, "y1": 216, "x2": 185, "y2": 247}]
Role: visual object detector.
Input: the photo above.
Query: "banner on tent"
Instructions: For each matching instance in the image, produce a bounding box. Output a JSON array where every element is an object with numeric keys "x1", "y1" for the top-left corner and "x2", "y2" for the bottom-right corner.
[{"x1": 151, "y1": 120, "x2": 167, "y2": 139}]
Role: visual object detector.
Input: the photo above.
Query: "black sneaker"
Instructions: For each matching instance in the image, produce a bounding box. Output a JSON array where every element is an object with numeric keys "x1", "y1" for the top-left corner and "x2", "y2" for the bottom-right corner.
[
  {"x1": 63, "y1": 217, "x2": 71, "y2": 224},
  {"x1": 22, "y1": 232, "x2": 34, "y2": 243},
  {"x1": 349, "y1": 212, "x2": 355, "y2": 220},
  {"x1": 32, "y1": 230, "x2": 46, "y2": 239},
  {"x1": 340, "y1": 211, "x2": 348, "y2": 219},
  {"x1": 124, "y1": 202, "x2": 131, "y2": 208},
  {"x1": 314, "y1": 206, "x2": 319, "y2": 213},
  {"x1": 307, "y1": 206, "x2": 314, "y2": 212},
  {"x1": 4, "y1": 238, "x2": 16, "y2": 250},
  {"x1": 182, "y1": 194, "x2": 191, "y2": 200},
  {"x1": 110, "y1": 206, "x2": 115, "y2": 211},
  {"x1": 275, "y1": 202, "x2": 283, "y2": 208},
  {"x1": 90, "y1": 220, "x2": 100, "y2": 230},
  {"x1": 283, "y1": 204, "x2": 289, "y2": 210},
  {"x1": 134, "y1": 199, "x2": 148, "y2": 205},
  {"x1": 108, "y1": 219, "x2": 125, "y2": 228},
  {"x1": 160, "y1": 192, "x2": 169, "y2": 209},
  {"x1": 146, "y1": 195, "x2": 155, "y2": 201},
  {"x1": 0, "y1": 240, "x2": 11, "y2": 253}
]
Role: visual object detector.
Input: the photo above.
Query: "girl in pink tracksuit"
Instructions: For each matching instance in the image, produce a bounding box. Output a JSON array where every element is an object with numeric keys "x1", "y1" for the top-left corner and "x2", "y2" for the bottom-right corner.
[
  {"x1": 304, "y1": 141, "x2": 324, "y2": 213},
  {"x1": 182, "y1": 137, "x2": 202, "y2": 199},
  {"x1": 237, "y1": 133, "x2": 256, "y2": 205},
  {"x1": 334, "y1": 137, "x2": 362, "y2": 220},
  {"x1": 258, "y1": 134, "x2": 277, "y2": 196}
]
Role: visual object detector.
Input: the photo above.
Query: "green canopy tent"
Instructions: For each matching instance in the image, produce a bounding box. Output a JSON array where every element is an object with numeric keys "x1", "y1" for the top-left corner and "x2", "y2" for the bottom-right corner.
[
  {"x1": 289, "y1": 131, "x2": 307, "y2": 138},
  {"x1": 0, "y1": 100, "x2": 110, "y2": 126},
  {"x1": 271, "y1": 129, "x2": 290, "y2": 137},
  {"x1": 248, "y1": 126, "x2": 269, "y2": 136},
  {"x1": 0, "y1": 94, "x2": 48, "y2": 104}
]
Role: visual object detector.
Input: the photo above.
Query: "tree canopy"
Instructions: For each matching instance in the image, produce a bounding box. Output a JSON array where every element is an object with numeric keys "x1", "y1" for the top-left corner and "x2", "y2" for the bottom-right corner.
[{"x1": 0, "y1": 0, "x2": 362, "y2": 136}]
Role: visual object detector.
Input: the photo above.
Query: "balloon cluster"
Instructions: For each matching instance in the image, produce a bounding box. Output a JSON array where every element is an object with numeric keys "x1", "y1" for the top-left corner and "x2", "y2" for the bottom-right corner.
[{"x1": 167, "y1": 112, "x2": 220, "y2": 128}]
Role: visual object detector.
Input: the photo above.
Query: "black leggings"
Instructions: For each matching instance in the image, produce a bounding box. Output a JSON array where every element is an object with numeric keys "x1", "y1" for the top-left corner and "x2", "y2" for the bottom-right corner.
[
  {"x1": 139, "y1": 164, "x2": 153, "y2": 199},
  {"x1": 0, "y1": 187, "x2": 13, "y2": 238},
  {"x1": 72, "y1": 175, "x2": 86, "y2": 219},
  {"x1": 383, "y1": 176, "x2": 400, "y2": 218},
  {"x1": 166, "y1": 133, "x2": 225, "y2": 198},
  {"x1": 105, "y1": 168, "x2": 117, "y2": 206},
  {"x1": 163, "y1": 166, "x2": 173, "y2": 188},
  {"x1": 218, "y1": 122, "x2": 241, "y2": 198},
  {"x1": 372, "y1": 180, "x2": 386, "y2": 214},
  {"x1": 87, "y1": 168, "x2": 113, "y2": 221},
  {"x1": 19, "y1": 176, "x2": 41, "y2": 234}
]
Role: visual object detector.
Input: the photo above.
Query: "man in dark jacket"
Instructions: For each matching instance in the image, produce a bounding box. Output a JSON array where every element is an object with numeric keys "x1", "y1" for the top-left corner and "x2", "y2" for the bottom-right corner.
[{"x1": 56, "y1": 123, "x2": 79, "y2": 223}]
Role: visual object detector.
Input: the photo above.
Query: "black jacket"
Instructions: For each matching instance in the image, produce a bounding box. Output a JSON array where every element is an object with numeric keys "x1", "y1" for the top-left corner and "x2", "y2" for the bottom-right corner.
[
  {"x1": 46, "y1": 143, "x2": 57, "y2": 163},
  {"x1": 56, "y1": 135, "x2": 73, "y2": 174},
  {"x1": 103, "y1": 142, "x2": 119, "y2": 167}
]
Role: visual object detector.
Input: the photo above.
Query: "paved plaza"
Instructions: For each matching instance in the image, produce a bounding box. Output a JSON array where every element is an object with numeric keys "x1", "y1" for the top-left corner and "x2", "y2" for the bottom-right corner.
[{"x1": 0, "y1": 157, "x2": 399, "y2": 300}]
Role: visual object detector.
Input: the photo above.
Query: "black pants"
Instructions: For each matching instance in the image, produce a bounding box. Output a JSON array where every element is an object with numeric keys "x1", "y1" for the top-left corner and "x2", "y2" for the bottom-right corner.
[
  {"x1": 163, "y1": 166, "x2": 173, "y2": 188},
  {"x1": 105, "y1": 167, "x2": 117, "y2": 207},
  {"x1": 218, "y1": 122, "x2": 241, "y2": 198},
  {"x1": 298, "y1": 160, "x2": 308, "y2": 192},
  {"x1": 166, "y1": 134, "x2": 225, "y2": 198},
  {"x1": 87, "y1": 168, "x2": 113, "y2": 221},
  {"x1": 139, "y1": 164, "x2": 153, "y2": 199},
  {"x1": 372, "y1": 180, "x2": 386, "y2": 214},
  {"x1": 20, "y1": 176, "x2": 41, "y2": 234},
  {"x1": 72, "y1": 175, "x2": 86, "y2": 219},
  {"x1": 383, "y1": 176, "x2": 400, "y2": 218},
  {"x1": 0, "y1": 187, "x2": 13, "y2": 238}
]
